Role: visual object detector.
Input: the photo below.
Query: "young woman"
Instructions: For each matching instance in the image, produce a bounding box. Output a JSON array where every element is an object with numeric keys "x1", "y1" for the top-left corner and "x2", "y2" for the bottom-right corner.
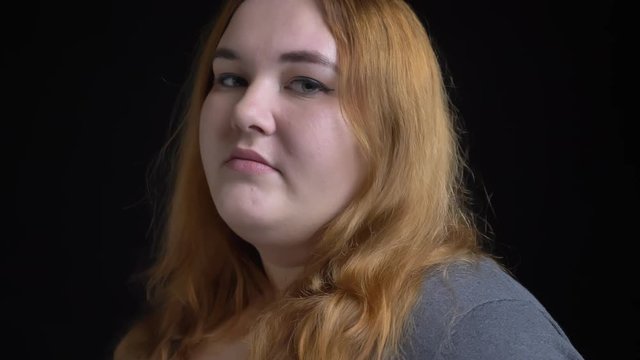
[{"x1": 115, "y1": 0, "x2": 584, "y2": 359}]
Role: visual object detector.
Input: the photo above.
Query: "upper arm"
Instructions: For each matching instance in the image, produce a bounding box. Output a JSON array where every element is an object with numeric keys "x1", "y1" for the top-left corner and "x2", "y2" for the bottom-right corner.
[{"x1": 438, "y1": 300, "x2": 584, "y2": 360}]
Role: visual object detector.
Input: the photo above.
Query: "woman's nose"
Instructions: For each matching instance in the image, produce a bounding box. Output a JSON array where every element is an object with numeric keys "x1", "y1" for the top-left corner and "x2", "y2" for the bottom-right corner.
[{"x1": 231, "y1": 80, "x2": 277, "y2": 136}]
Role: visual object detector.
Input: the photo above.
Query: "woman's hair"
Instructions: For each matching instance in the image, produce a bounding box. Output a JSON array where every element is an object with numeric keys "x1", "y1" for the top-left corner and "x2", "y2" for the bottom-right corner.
[{"x1": 116, "y1": 0, "x2": 482, "y2": 359}]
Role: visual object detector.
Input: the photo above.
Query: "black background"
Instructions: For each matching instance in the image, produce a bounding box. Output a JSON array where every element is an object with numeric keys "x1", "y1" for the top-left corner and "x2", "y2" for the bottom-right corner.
[{"x1": 5, "y1": 0, "x2": 632, "y2": 359}]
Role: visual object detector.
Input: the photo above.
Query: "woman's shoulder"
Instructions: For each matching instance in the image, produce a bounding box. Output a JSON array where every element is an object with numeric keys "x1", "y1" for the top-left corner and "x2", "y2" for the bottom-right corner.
[
  {"x1": 398, "y1": 256, "x2": 584, "y2": 359},
  {"x1": 113, "y1": 320, "x2": 152, "y2": 360},
  {"x1": 418, "y1": 256, "x2": 540, "y2": 312}
]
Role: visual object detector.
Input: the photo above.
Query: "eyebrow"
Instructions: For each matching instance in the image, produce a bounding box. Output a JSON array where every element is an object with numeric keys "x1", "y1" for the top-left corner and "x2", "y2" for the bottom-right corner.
[{"x1": 213, "y1": 47, "x2": 339, "y2": 73}]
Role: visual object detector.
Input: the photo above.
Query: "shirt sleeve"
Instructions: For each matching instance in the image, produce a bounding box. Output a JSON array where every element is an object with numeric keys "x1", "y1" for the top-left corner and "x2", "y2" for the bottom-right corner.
[{"x1": 437, "y1": 299, "x2": 584, "y2": 360}]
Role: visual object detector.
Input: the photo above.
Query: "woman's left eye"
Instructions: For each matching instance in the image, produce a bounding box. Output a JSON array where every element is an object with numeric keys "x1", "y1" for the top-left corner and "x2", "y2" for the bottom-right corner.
[{"x1": 286, "y1": 77, "x2": 332, "y2": 95}]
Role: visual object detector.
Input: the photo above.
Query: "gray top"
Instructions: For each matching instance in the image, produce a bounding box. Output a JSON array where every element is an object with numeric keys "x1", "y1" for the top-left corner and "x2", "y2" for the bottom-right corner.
[{"x1": 399, "y1": 257, "x2": 584, "y2": 359}]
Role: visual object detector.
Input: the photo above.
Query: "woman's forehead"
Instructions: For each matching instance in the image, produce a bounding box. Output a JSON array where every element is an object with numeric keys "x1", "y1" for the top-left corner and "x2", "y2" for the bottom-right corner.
[{"x1": 217, "y1": 0, "x2": 336, "y2": 64}]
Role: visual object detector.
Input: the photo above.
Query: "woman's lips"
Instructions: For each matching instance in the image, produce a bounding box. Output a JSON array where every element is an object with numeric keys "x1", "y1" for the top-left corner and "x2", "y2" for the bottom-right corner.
[{"x1": 225, "y1": 148, "x2": 277, "y2": 174}]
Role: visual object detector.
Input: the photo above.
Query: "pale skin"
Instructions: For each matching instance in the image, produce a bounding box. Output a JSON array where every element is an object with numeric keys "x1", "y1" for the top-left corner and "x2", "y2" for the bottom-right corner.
[{"x1": 194, "y1": 0, "x2": 365, "y2": 358}]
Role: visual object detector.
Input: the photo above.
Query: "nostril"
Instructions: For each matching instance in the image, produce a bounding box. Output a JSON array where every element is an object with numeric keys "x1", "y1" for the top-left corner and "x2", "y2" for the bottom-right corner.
[{"x1": 249, "y1": 124, "x2": 266, "y2": 134}]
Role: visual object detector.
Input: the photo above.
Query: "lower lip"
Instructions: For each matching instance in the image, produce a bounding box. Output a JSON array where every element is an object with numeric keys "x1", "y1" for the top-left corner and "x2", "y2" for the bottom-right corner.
[{"x1": 225, "y1": 159, "x2": 276, "y2": 174}]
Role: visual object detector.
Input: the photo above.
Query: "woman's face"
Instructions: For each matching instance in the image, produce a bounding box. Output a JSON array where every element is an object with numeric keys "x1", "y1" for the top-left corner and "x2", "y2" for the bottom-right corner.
[{"x1": 200, "y1": 0, "x2": 365, "y2": 264}]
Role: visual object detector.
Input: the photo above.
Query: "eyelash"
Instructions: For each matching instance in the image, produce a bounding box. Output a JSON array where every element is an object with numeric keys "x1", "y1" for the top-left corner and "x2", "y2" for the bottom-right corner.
[{"x1": 213, "y1": 73, "x2": 333, "y2": 95}]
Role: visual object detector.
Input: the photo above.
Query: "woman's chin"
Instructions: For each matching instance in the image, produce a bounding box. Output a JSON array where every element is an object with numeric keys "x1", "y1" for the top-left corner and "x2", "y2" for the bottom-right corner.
[{"x1": 218, "y1": 204, "x2": 271, "y2": 225}]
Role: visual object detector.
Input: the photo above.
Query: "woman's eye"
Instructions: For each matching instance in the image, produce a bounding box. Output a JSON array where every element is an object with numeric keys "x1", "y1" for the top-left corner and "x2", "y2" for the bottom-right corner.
[
  {"x1": 286, "y1": 77, "x2": 331, "y2": 95},
  {"x1": 215, "y1": 74, "x2": 247, "y2": 88}
]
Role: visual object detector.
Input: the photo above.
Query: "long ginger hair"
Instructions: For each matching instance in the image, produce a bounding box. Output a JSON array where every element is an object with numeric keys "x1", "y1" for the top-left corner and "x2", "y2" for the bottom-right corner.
[{"x1": 116, "y1": 0, "x2": 482, "y2": 359}]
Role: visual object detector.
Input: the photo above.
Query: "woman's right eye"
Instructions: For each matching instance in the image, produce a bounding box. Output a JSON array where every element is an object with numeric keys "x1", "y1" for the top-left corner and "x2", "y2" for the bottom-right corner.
[{"x1": 214, "y1": 74, "x2": 247, "y2": 88}]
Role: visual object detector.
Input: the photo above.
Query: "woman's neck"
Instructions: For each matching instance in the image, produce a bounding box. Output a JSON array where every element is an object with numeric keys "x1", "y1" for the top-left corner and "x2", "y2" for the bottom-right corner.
[{"x1": 261, "y1": 259, "x2": 305, "y2": 294}]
